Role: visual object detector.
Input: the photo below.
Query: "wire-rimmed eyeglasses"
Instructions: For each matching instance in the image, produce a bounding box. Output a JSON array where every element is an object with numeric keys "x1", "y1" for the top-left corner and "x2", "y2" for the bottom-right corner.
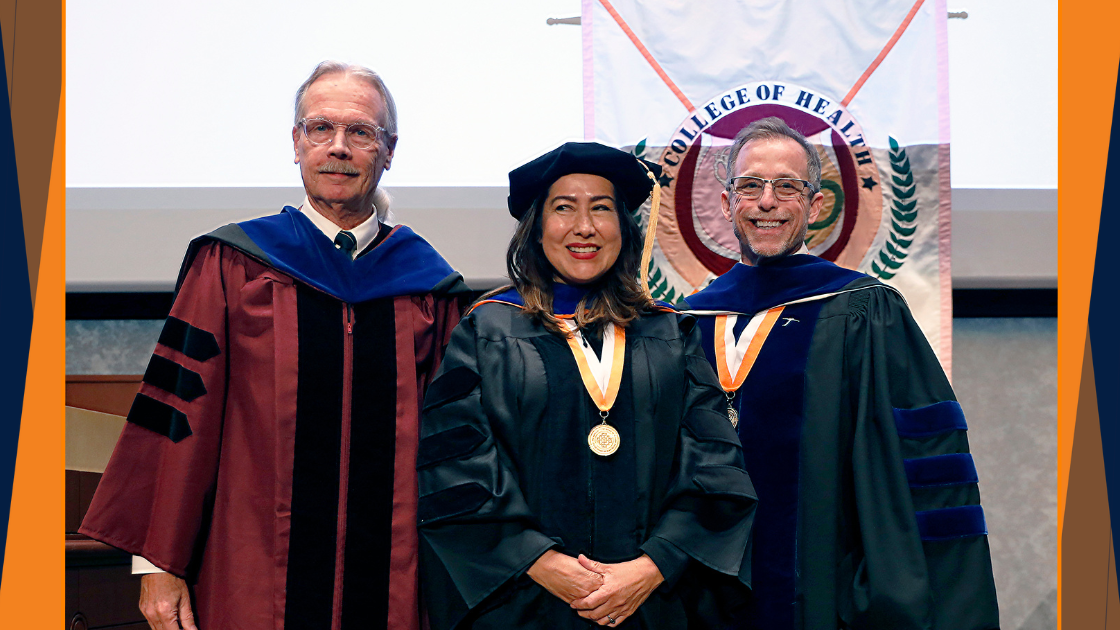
[
  {"x1": 298, "y1": 117, "x2": 387, "y2": 150},
  {"x1": 728, "y1": 176, "x2": 814, "y2": 201}
]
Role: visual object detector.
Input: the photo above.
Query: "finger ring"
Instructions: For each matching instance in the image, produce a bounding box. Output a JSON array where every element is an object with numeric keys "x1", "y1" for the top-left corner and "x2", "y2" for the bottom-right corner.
[{"x1": 607, "y1": 615, "x2": 616, "y2": 624}]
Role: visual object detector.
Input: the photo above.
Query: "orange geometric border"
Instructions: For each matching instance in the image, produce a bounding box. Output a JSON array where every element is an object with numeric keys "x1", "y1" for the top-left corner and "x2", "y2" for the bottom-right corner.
[
  {"x1": 0, "y1": 0, "x2": 64, "y2": 625},
  {"x1": 1058, "y1": 2, "x2": 1119, "y2": 628},
  {"x1": 0, "y1": 1, "x2": 1091, "y2": 626}
]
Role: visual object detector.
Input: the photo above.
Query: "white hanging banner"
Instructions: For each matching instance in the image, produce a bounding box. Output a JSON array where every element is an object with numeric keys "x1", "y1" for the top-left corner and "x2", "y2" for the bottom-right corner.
[{"x1": 583, "y1": 0, "x2": 953, "y2": 372}]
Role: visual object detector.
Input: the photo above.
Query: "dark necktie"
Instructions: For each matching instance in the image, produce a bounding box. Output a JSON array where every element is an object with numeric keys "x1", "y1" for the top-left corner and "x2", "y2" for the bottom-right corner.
[{"x1": 334, "y1": 230, "x2": 357, "y2": 257}]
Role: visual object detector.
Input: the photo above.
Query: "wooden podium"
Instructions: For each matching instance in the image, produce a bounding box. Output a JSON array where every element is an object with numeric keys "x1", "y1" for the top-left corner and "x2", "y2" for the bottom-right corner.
[{"x1": 65, "y1": 376, "x2": 145, "y2": 630}]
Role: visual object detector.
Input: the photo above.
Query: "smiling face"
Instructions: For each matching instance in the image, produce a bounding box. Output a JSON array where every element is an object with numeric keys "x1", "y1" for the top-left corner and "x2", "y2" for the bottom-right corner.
[
  {"x1": 540, "y1": 173, "x2": 622, "y2": 285},
  {"x1": 293, "y1": 73, "x2": 397, "y2": 225},
  {"x1": 720, "y1": 137, "x2": 824, "y2": 265}
]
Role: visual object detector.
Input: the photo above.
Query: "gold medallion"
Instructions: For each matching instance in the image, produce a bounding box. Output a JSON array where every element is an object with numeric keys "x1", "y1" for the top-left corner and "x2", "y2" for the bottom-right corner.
[
  {"x1": 727, "y1": 404, "x2": 739, "y2": 428},
  {"x1": 588, "y1": 423, "x2": 621, "y2": 456}
]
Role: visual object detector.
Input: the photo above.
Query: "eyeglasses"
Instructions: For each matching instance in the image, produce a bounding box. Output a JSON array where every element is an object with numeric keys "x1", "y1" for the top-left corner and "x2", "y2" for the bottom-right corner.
[
  {"x1": 728, "y1": 176, "x2": 814, "y2": 201},
  {"x1": 298, "y1": 117, "x2": 386, "y2": 150}
]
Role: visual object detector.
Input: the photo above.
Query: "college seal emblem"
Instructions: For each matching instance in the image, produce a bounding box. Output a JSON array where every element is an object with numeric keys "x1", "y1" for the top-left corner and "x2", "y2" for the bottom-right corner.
[{"x1": 630, "y1": 81, "x2": 916, "y2": 301}]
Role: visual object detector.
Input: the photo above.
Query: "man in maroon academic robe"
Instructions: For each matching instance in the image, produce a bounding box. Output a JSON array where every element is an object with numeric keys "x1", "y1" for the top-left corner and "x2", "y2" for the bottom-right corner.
[{"x1": 80, "y1": 61, "x2": 468, "y2": 630}]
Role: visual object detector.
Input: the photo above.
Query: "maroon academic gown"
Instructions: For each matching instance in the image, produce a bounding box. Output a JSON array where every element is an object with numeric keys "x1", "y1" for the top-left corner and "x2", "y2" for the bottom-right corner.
[{"x1": 80, "y1": 210, "x2": 468, "y2": 630}]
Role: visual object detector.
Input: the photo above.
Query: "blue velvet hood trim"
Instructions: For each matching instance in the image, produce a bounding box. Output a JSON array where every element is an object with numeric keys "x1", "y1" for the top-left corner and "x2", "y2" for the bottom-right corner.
[
  {"x1": 485, "y1": 284, "x2": 674, "y2": 315},
  {"x1": 682, "y1": 254, "x2": 868, "y2": 314},
  {"x1": 485, "y1": 284, "x2": 590, "y2": 315},
  {"x1": 196, "y1": 208, "x2": 459, "y2": 303}
]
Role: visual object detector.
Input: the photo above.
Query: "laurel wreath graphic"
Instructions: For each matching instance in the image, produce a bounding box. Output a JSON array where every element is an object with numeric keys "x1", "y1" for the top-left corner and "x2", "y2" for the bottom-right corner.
[
  {"x1": 632, "y1": 138, "x2": 648, "y2": 160},
  {"x1": 645, "y1": 258, "x2": 683, "y2": 304},
  {"x1": 870, "y1": 136, "x2": 917, "y2": 280}
]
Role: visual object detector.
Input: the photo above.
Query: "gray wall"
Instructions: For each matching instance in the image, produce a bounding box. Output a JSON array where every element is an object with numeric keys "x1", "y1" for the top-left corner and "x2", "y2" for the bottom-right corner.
[
  {"x1": 66, "y1": 187, "x2": 1055, "y2": 291},
  {"x1": 954, "y1": 318, "x2": 1057, "y2": 630}
]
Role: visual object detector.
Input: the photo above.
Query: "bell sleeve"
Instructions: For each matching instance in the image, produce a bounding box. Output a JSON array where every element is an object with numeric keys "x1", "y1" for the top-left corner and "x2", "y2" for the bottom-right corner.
[
  {"x1": 78, "y1": 242, "x2": 230, "y2": 579},
  {"x1": 843, "y1": 287, "x2": 999, "y2": 630},
  {"x1": 641, "y1": 315, "x2": 757, "y2": 587},
  {"x1": 417, "y1": 312, "x2": 557, "y2": 629}
]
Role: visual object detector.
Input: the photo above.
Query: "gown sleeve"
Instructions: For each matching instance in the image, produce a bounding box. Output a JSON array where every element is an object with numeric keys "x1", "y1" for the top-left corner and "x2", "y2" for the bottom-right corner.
[
  {"x1": 416, "y1": 310, "x2": 558, "y2": 628},
  {"x1": 78, "y1": 242, "x2": 231, "y2": 578},
  {"x1": 641, "y1": 314, "x2": 757, "y2": 586},
  {"x1": 409, "y1": 285, "x2": 468, "y2": 396},
  {"x1": 843, "y1": 287, "x2": 999, "y2": 630}
]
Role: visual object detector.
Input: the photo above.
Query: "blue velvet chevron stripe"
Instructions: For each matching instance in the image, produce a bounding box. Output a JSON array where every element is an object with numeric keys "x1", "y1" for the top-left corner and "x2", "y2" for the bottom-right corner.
[
  {"x1": 893, "y1": 401, "x2": 968, "y2": 438},
  {"x1": 914, "y1": 505, "x2": 988, "y2": 541},
  {"x1": 896, "y1": 405, "x2": 984, "y2": 541},
  {"x1": 903, "y1": 453, "x2": 979, "y2": 488}
]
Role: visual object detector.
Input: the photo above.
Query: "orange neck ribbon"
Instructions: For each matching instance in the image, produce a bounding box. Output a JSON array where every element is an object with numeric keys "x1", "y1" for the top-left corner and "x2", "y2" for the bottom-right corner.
[
  {"x1": 713, "y1": 306, "x2": 785, "y2": 394},
  {"x1": 562, "y1": 321, "x2": 626, "y2": 413}
]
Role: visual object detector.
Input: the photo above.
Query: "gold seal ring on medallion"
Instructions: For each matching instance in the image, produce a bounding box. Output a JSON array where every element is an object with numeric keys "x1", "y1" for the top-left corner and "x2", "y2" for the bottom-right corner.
[{"x1": 588, "y1": 424, "x2": 620, "y2": 456}]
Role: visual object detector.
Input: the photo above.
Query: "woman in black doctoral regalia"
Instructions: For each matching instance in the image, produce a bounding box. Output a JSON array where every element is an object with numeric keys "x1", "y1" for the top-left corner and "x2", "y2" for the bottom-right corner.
[{"x1": 417, "y1": 142, "x2": 756, "y2": 629}]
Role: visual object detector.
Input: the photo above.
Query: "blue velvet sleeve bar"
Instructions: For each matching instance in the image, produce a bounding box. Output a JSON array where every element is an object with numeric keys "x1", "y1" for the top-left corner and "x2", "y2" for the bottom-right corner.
[{"x1": 914, "y1": 505, "x2": 988, "y2": 542}]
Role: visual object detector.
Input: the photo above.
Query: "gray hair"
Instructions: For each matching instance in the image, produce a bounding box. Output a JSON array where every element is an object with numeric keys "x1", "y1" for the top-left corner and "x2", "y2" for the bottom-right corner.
[
  {"x1": 725, "y1": 116, "x2": 821, "y2": 193},
  {"x1": 373, "y1": 188, "x2": 394, "y2": 224},
  {"x1": 293, "y1": 61, "x2": 398, "y2": 137}
]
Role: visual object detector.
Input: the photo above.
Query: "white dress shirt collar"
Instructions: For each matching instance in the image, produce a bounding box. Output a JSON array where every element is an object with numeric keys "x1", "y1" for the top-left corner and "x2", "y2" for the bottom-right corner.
[{"x1": 297, "y1": 197, "x2": 382, "y2": 259}]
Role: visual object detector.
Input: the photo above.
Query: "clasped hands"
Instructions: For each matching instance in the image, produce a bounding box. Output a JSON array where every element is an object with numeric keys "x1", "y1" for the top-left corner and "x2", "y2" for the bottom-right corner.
[{"x1": 527, "y1": 549, "x2": 665, "y2": 626}]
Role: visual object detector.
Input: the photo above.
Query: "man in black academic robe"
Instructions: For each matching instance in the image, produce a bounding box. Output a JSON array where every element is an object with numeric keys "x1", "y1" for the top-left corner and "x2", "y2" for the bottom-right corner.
[{"x1": 683, "y1": 117, "x2": 998, "y2": 630}]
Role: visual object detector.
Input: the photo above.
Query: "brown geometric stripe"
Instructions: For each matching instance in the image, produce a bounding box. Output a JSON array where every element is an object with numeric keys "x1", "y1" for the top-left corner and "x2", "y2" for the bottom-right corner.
[
  {"x1": 0, "y1": 3, "x2": 13, "y2": 100},
  {"x1": 1, "y1": 0, "x2": 61, "y2": 307},
  {"x1": 1062, "y1": 334, "x2": 1119, "y2": 628}
]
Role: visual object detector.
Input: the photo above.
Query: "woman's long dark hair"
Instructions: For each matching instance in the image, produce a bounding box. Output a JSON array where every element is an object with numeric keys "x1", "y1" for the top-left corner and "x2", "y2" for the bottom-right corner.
[{"x1": 480, "y1": 188, "x2": 656, "y2": 336}]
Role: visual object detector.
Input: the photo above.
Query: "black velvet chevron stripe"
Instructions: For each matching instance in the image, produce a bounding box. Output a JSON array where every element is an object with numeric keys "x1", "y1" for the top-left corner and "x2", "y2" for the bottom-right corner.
[
  {"x1": 417, "y1": 425, "x2": 485, "y2": 469},
  {"x1": 417, "y1": 482, "x2": 491, "y2": 525},
  {"x1": 682, "y1": 407, "x2": 742, "y2": 446},
  {"x1": 158, "y1": 316, "x2": 220, "y2": 362},
  {"x1": 143, "y1": 355, "x2": 207, "y2": 402},
  {"x1": 892, "y1": 401, "x2": 968, "y2": 439},
  {"x1": 914, "y1": 505, "x2": 987, "y2": 541},
  {"x1": 126, "y1": 394, "x2": 193, "y2": 443},
  {"x1": 422, "y1": 366, "x2": 480, "y2": 411},
  {"x1": 692, "y1": 464, "x2": 757, "y2": 499}
]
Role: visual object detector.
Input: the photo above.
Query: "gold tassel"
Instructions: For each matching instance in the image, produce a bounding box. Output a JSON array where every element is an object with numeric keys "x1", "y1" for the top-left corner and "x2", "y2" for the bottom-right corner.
[{"x1": 638, "y1": 165, "x2": 661, "y2": 298}]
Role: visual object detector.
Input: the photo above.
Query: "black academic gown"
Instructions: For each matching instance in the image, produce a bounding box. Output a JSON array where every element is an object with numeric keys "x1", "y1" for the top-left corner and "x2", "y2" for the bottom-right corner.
[
  {"x1": 417, "y1": 285, "x2": 757, "y2": 629},
  {"x1": 685, "y1": 255, "x2": 999, "y2": 630}
]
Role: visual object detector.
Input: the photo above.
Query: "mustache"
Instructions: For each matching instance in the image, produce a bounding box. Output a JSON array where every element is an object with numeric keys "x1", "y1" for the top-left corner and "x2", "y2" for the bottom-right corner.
[{"x1": 318, "y1": 162, "x2": 360, "y2": 175}]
